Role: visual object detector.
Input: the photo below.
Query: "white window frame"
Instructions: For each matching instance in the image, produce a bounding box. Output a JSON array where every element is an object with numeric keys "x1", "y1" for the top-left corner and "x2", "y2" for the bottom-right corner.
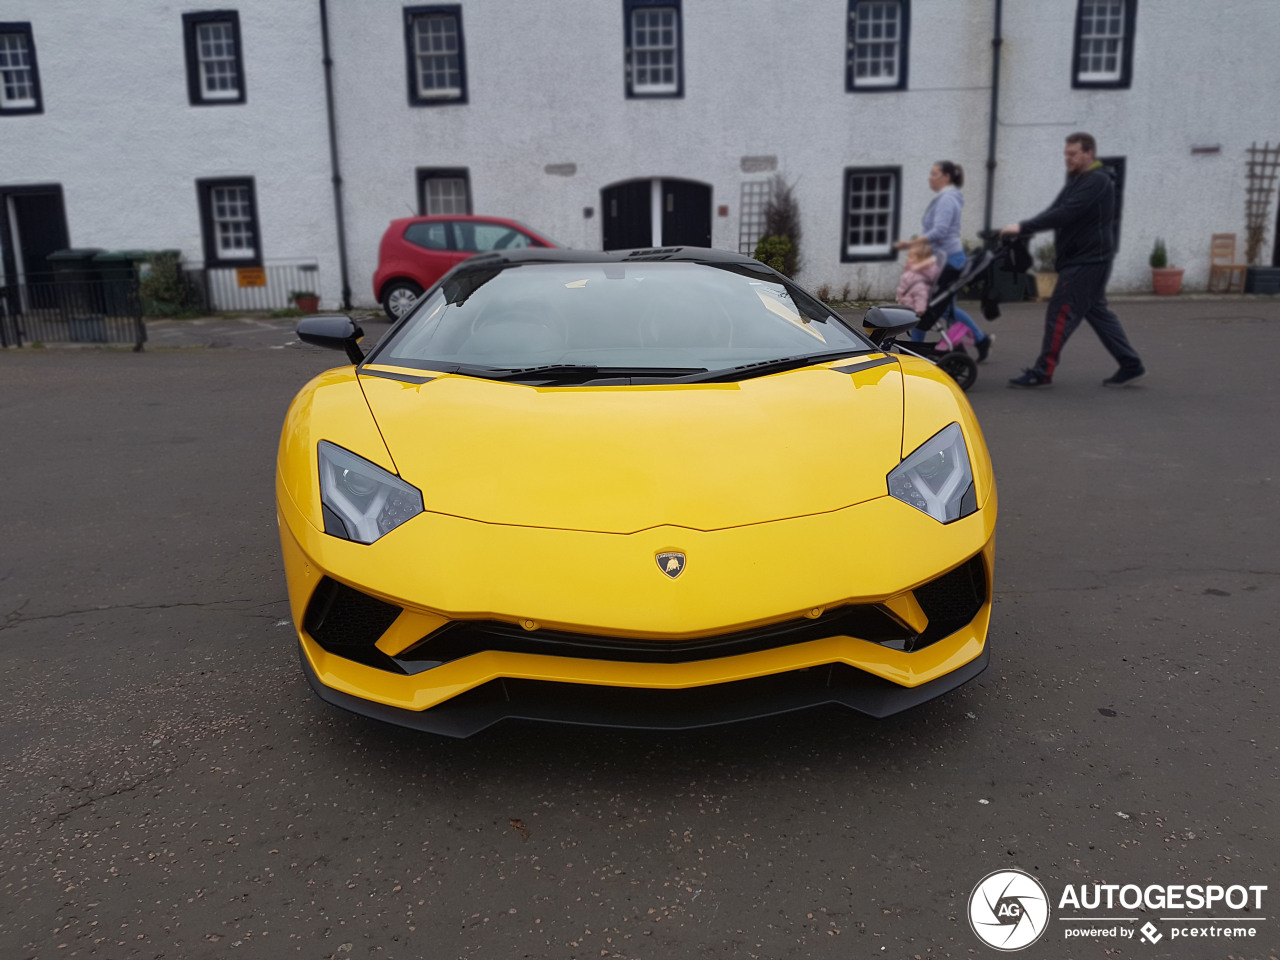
[
  {"x1": 629, "y1": 5, "x2": 680, "y2": 96},
  {"x1": 849, "y1": 1, "x2": 903, "y2": 90},
  {"x1": 0, "y1": 27, "x2": 38, "y2": 111},
  {"x1": 1076, "y1": 0, "x2": 1126, "y2": 83},
  {"x1": 843, "y1": 169, "x2": 898, "y2": 260},
  {"x1": 211, "y1": 185, "x2": 255, "y2": 260},
  {"x1": 738, "y1": 180, "x2": 773, "y2": 256},
  {"x1": 412, "y1": 12, "x2": 463, "y2": 101},
  {"x1": 196, "y1": 21, "x2": 240, "y2": 100},
  {"x1": 424, "y1": 178, "x2": 468, "y2": 215}
]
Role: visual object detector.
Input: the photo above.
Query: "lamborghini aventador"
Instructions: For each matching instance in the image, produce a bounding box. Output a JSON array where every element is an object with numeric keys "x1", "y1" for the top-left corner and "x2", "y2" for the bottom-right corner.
[{"x1": 277, "y1": 247, "x2": 996, "y2": 736}]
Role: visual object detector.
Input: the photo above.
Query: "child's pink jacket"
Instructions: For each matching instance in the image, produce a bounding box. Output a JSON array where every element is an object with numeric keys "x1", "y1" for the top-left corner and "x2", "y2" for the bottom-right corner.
[{"x1": 895, "y1": 256, "x2": 940, "y2": 315}]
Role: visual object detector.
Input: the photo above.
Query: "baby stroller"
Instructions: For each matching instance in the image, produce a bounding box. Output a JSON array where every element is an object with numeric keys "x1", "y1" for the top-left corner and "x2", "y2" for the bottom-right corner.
[{"x1": 891, "y1": 234, "x2": 1032, "y2": 391}]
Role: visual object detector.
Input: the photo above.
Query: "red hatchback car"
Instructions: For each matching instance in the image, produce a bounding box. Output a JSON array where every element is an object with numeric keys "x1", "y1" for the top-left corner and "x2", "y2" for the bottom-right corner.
[{"x1": 373, "y1": 215, "x2": 558, "y2": 318}]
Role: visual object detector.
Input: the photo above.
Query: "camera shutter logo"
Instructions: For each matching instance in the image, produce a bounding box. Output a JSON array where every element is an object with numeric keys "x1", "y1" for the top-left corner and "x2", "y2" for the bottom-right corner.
[{"x1": 968, "y1": 869, "x2": 1051, "y2": 951}]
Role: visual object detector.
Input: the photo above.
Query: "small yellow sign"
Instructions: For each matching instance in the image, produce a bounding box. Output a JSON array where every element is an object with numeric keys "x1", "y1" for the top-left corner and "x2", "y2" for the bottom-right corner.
[{"x1": 236, "y1": 266, "x2": 267, "y2": 287}]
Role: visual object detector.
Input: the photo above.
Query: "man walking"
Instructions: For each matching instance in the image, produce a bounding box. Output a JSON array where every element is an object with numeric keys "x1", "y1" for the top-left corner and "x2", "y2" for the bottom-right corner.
[{"x1": 1001, "y1": 132, "x2": 1145, "y2": 388}]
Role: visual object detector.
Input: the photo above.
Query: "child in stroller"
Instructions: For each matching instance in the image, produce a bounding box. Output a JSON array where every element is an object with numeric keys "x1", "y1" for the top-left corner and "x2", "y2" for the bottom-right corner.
[{"x1": 890, "y1": 238, "x2": 1008, "y2": 391}]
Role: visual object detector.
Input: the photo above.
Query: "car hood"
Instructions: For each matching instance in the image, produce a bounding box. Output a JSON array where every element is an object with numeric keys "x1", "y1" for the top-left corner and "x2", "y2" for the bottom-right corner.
[{"x1": 357, "y1": 361, "x2": 904, "y2": 534}]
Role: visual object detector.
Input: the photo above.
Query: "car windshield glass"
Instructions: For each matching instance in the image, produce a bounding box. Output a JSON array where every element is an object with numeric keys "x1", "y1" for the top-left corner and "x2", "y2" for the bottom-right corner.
[{"x1": 371, "y1": 261, "x2": 872, "y2": 379}]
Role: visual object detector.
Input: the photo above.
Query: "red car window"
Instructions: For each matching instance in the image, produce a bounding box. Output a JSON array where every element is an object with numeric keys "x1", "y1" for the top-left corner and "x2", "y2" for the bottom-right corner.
[
  {"x1": 404, "y1": 221, "x2": 451, "y2": 251},
  {"x1": 452, "y1": 221, "x2": 538, "y2": 253}
]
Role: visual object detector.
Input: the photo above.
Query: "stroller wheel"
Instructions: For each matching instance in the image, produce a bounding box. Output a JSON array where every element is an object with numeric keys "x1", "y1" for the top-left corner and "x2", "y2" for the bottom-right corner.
[{"x1": 937, "y1": 351, "x2": 978, "y2": 391}]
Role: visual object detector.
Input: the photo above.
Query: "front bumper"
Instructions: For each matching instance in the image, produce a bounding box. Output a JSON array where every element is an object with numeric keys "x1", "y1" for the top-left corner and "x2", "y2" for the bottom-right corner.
[{"x1": 279, "y1": 485, "x2": 996, "y2": 736}]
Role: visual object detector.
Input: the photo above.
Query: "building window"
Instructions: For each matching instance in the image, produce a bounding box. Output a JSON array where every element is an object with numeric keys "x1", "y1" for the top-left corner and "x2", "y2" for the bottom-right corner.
[
  {"x1": 841, "y1": 167, "x2": 900, "y2": 262},
  {"x1": 404, "y1": 6, "x2": 467, "y2": 105},
  {"x1": 625, "y1": 1, "x2": 682, "y2": 98},
  {"x1": 417, "y1": 168, "x2": 471, "y2": 215},
  {"x1": 847, "y1": 1, "x2": 909, "y2": 92},
  {"x1": 738, "y1": 180, "x2": 772, "y2": 256},
  {"x1": 1072, "y1": 0, "x2": 1136, "y2": 89},
  {"x1": 0, "y1": 23, "x2": 41, "y2": 115},
  {"x1": 183, "y1": 12, "x2": 245, "y2": 106},
  {"x1": 197, "y1": 177, "x2": 260, "y2": 267}
]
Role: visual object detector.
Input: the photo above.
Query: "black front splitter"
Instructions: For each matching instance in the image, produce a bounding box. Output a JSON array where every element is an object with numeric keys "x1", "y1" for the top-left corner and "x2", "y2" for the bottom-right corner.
[{"x1": 299, "y1": 644, "x2": 990, "y2": 739}]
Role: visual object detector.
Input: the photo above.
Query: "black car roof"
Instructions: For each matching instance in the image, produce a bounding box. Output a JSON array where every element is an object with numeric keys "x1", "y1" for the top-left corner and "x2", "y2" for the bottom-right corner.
[{"x1": 460, "y1": 246, "x2": 771, "y2": 270}]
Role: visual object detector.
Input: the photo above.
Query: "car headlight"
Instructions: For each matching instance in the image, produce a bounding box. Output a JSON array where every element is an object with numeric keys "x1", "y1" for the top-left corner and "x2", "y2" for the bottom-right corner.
[
  {"x1": 317, "y1": 441, "x2": 424, "y2": 544},
  {"x1": 887, "y1": 422, "x2": 977, "y2": 523}
]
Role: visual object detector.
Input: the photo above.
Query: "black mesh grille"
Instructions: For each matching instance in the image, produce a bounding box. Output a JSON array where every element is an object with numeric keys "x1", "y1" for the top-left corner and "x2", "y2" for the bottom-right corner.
[
  {"x1": 913, "y1": 554, "x2": 987, "y2": 649},
  {"x1": 394, "y1": 604, "x2": 914, "y2": 671},
  {"x1": 304, "y1": 578, "x2": 404, "y2": 671}
]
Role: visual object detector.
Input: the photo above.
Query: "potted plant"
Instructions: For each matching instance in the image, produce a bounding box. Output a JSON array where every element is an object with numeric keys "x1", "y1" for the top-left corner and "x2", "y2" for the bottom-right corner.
[
  {"x1": 1033, "y1": 241, "x2": 1057, "y2": 300},
  {"x1": 1149, "y1": 239, "x2": 1184, "y2": 296},
  {"x1": 290, "y1": 289, "x2": 320, "y2": 314}
]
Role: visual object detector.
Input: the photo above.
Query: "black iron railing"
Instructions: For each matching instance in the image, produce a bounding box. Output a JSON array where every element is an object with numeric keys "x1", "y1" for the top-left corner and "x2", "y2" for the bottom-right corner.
[{"x1": 0, "y1": 276, "x2": 146, "y2": 350}]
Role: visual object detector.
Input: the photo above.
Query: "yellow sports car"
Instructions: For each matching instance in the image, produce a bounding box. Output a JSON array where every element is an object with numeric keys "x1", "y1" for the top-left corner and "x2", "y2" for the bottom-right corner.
[{"x1": 277, "y1": 248, "x2": 995, "y2": 737}]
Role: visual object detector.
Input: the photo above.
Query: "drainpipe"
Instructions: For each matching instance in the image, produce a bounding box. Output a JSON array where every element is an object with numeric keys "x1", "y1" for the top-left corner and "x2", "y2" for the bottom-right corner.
[
  {"x1": 982, "y1": 0, "x2": 1003, "y2": 235},
  {"x1": 319, "y1": 0, "x2": 352, "y2": 310}
]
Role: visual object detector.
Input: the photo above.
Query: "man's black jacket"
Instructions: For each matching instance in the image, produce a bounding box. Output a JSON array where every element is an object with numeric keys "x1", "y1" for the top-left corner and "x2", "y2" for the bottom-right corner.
[{"x1": 1020, "y1": 163, "x2": 1117, "y2": 270}]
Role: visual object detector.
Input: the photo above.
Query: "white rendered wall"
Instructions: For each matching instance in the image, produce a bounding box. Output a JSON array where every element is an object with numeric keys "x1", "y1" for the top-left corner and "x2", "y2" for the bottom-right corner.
[
  {"x1": 0, "y1": 1, "x2": 342, "y2": 306},
  {"x1": 4, "y1": 1, "x2": 1279, "y2": 309}
]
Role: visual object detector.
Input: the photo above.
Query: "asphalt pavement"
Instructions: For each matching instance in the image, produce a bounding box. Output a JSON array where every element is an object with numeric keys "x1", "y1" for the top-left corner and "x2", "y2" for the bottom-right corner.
[{"x1": 1, "y1": 295, "x2": 1277, "y2": 959}]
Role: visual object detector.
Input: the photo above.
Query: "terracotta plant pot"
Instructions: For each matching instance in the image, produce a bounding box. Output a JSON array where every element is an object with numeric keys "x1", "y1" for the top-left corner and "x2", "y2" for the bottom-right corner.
[
  {"x1": 1151, "y1": 268, "x2": 1184, "y2": 296},
  {"x1": 1035, "y1": 272, "x2": 1058, "y2": 300},
  {"x1": 294, "y1": 295, "x2": 320, "y2": 314}
]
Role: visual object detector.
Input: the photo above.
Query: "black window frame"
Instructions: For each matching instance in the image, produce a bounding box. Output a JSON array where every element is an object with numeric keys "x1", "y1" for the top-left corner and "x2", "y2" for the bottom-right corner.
[
  {"x1": 624, "y1": 0, "x2": 684, "y2": 100},
  {"x1": 196, "y1": 176, "x2": 262, "y2": 268},
  {"x1": 416, "y1": 167, "x2": 473, "y2": 215},
  {"x1": 0, "y1": 22, "x2": 43, "y2": 116},
  {"x1": 403, "y1": 5, "x2": 468, "y2": 107},
  {"x1": 182, "y1": 11, "x2": 246, "y2": 107},
  {"x1": 840, "y1": 166, "x2": 902, "y2": 263},
  {"x1": 846, "y1": 0, "x2": 910, "y2": 94},
  {"x1": 1071, "y1": 0, "x2": 1137, "y2": 90}
]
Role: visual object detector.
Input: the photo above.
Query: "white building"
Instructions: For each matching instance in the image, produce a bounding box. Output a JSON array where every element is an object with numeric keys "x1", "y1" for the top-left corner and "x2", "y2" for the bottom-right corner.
[{"x1": 3, "y1": 0, "x2": 1278, "y2": 312}]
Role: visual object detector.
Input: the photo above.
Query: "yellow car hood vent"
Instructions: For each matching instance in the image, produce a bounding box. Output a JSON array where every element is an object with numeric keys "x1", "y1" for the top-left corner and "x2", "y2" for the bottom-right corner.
[{"x1": 359, "y1": 362, "x2": 904, "y2": 534}]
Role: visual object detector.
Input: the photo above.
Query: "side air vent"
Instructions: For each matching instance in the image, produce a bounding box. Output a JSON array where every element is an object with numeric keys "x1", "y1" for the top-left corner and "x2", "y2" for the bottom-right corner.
[
  {"x1": 913, "y1": 554, "x2": 987, "y2": 650},
  {"x1": 303, "y1": 578, "x2": 404, "y2": 672}
]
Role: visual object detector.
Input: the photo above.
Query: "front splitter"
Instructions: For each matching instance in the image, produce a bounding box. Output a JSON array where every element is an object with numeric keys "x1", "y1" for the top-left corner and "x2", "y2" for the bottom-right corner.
[{"x1": 299, "y1": 643, "x2": 990, "y2": 738}]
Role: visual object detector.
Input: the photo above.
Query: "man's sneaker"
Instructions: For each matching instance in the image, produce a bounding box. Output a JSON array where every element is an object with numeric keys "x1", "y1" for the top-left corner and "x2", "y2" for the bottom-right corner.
[
  {"x1": 1103, "y1": 365, "x2": 1145, "y2": 387},
  {"x1": 977, "y1": 334, "x2": 994, "y2": 363},
  {"x1": 1008, "y1": 368, "x2": 1052, "y2": 388}
]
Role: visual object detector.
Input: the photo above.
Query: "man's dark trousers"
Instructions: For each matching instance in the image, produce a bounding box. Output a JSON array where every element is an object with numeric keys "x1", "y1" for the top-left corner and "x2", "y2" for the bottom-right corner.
[{"x1": 1033, "y1": 262, "x2": 1142, "y2": 378}]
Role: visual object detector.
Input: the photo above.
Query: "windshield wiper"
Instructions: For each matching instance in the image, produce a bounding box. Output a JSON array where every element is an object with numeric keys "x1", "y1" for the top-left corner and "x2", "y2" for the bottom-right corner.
[
  {"x1": 690, "y1": 348, "x2": 877, "y2": 383},
  {"x1": 481, "y1": 364, "x2": 709, "y2": 384}
]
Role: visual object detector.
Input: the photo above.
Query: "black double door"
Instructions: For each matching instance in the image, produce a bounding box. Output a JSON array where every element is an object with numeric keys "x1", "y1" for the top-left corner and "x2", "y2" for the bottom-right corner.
[
  {"x1": 601, "y1": 178, "x2": 711, "y2": 251},
  {"x1": 1, "y1": 186, "x2": 69, "y2": 283}
]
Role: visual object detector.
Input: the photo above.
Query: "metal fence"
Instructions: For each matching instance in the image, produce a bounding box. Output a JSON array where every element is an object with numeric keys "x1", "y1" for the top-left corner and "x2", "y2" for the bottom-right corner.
[
  {"x1": 0, "y1": 277, "x2": 146, "y2": 350},
  {"x1": 184, "y1": 259, "x2": 321, "y2": 313}
]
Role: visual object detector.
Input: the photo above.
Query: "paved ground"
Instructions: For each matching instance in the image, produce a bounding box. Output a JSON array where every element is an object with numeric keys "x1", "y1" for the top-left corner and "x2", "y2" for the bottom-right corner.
[{"x1": 1, "y1": 297, "x2": 1277, "y2": 959}]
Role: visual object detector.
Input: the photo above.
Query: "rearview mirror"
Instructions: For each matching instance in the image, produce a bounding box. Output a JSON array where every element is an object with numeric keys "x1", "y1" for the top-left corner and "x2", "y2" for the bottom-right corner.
[
  {"x1": 297, "y1": 315, "x2": 365, "y2": 364},
  {"x1": 861, "y1": 304, "x2": 920, "y2": 346}
]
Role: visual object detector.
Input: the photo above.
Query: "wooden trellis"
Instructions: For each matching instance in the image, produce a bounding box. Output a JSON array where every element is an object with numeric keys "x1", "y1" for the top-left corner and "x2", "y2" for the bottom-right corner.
[{"x1": 1245, "y1": 141, "x2": 1280, "y2": 264}]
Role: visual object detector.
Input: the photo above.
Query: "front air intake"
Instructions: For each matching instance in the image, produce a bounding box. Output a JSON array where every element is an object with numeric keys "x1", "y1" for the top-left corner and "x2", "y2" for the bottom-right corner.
[
  {"x1": 912, "y1": 554, "x2": 987, "y2": 649},
  {"x1": 303, "y1": 578, "x2": 404, "y2": 671}
]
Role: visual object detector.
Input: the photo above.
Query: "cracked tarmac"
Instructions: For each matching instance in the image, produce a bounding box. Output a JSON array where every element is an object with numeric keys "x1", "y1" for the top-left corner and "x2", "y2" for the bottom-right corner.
[{"x1": 1, "y1": 300, "x2": 1278, "y2": 959}]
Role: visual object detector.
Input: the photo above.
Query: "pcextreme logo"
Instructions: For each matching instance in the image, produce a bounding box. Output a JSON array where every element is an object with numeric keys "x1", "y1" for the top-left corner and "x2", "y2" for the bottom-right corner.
[
  {"x1": 968, "y1": 872, "x2": 1268, "y2": 950},
  {"x1": 968, "y1": 870, "x2": 1051, "y2": 951}
]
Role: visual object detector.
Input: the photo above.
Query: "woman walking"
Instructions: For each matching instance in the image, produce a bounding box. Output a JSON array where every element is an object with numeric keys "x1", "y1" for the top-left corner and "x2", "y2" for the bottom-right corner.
[{"x1": 895, "y1": 161, "x2": 992, "y2": 360}]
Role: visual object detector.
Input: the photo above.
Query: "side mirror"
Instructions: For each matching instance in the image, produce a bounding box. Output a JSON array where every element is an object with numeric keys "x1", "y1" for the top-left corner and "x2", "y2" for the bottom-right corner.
[
  {"x1": 861, "y1": 304, "x2": 921, "y2": 347},
  {"x1": 297, "y1": 315, "x2": 365, "y2": 364}
]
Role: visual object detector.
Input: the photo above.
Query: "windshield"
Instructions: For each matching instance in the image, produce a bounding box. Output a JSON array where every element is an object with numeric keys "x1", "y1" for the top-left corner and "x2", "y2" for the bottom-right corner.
[{"x1": 369, "y1": 261, "x2": 873, "y2": 381}]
